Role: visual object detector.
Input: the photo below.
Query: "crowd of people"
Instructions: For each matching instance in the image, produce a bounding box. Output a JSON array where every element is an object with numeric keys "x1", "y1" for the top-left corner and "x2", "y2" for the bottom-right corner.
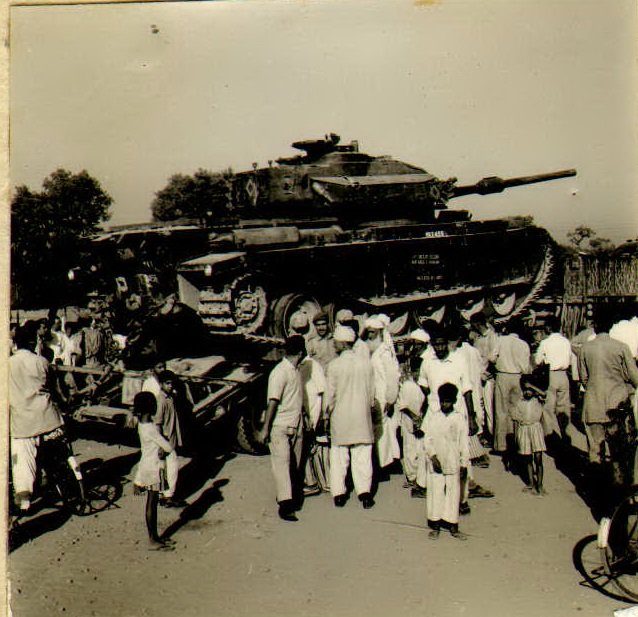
[
  {"x1": 9, "y1": 295, "x2": 638, "y2": 547},
  {"x1": 257, "y1": 303, "x2": 638, "y2": 540}
]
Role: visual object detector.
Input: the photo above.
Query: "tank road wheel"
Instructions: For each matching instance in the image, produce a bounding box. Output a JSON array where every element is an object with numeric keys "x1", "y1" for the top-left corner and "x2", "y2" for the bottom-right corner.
[
  {"x1": 457, "y1": 297, "x2": 486, "y2": 323},
  {"x1": 269, "y1": 293, "x2": 322, "y2": 338},
  {"x1": 491, "y1": 292, "x2": 517, "y2": 317},
  {"x1": 386, "y1": 312, "x2": 410, "y2": 336},
  {"x1": 411, "y1": 304, "x2": 446, "y2": 328},
  {"x1": 229, "y1": 275, "x2": 268, "y2": 334}
]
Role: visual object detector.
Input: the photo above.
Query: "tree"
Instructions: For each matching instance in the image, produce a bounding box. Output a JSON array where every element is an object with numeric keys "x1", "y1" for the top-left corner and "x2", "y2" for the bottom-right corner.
[
  {"x1": 151, "y1": 168, "x2": 233, "y2": 222},
  {"x1": 566, "y1": 225, "x2": 615, "y2": 255},
  {"x1": 11, "y1": 169, "x2": 112, "y2": 308},
  {"x1": 567, "y1": 225, "x2": 594, "y2": 250}
]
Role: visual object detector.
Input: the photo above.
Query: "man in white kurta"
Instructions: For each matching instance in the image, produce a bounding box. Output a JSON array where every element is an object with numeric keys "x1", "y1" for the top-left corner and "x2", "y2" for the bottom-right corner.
[
  {"x1": 470, "y1": 313, "x2": 498, "y2": 440},
  {"x1": 367, "y1": 317, "x2": 401, "y2": 469},
  {"x1": 423, "y1": 383, "x2": 470, "y2": 539},
  {"x1": 257, "y1": 336, "x2": 306, "y2": 521},
  {"x1": 10, "y1": 326, "x2": 65, "y2": 512},
  {"x1": 418, "y1": 327, "x2": 494, "y2": 505},
  {"x1": 397, "y1": 358, "x2": 426, "y2": 495},
  {"x1": 326, "y1": 326, "x2": 376, "y2": 509},
  {"x1": 298, "y1": 355, "x2": 328, "y2": 493}
]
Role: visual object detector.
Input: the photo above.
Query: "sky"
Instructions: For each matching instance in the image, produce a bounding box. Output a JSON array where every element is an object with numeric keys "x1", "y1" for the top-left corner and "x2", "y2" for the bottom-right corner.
[{"x1": 9, "y1": 0, "x2": 638, "y2": 245}]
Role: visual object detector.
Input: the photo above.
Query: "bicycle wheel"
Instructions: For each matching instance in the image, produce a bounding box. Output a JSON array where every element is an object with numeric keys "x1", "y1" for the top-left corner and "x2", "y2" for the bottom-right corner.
[
  {"x1": 51, "y1": 457, "x2": 88, "y2": 516},
  {"x1": 601, "y1": 489, "x2": 638, "y2": 601}
]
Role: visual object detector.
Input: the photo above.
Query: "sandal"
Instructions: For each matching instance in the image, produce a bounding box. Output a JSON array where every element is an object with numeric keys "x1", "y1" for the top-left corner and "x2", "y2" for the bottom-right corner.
[
  {"x1": 450, "y1": 529, "x2": 468, "y2": 541},
  {"x1": 149, "y1": 542, "x2": 175, "y2": 552}
]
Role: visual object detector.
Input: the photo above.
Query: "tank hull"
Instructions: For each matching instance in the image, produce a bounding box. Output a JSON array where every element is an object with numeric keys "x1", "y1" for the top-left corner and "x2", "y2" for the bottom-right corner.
[{"x1": 177, "y1": 219, "x2": 554, "y2": 334}]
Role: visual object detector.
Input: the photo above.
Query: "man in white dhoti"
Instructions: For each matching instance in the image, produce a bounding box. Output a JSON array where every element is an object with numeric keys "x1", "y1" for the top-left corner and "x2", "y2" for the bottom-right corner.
[
  {"x1": 366, "y1": 317, "x2": 401, "y2": 470},
  {"x1": 423, "y1": 382, "x2": 470, "y2": 540},
  {"x1": 299, "y1": 353, "x2": 328, "y2": 496},
  {"x1": 397, "y1": 355, "x2": 427, "y2": 497},
  {"x1": 470, "y1": 313, "x2": 498, "y2": 444},
  {"x1": 325, "y1": 326, "x2": 376, "y2": 509},
  {"x1": 10, "y1": 325, "x2": 66, "y2": 513}
]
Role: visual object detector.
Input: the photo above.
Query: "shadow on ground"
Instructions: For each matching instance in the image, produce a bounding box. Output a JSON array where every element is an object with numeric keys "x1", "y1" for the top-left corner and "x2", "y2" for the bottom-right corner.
[{"x1": 162, "y1": 478, "x2": 230, "y2": 540}]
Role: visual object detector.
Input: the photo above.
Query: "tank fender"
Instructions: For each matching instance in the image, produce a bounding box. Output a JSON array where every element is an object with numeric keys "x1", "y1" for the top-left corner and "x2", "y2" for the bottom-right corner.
[{"x1": 233, "y1": 226, "x2": 300, "y2": 247}]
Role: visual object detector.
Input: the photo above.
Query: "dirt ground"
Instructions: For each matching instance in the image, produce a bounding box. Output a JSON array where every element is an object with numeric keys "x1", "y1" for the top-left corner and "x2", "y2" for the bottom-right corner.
[{"x1": 7, "y1": 422, "x2": 633, "y2": 617}]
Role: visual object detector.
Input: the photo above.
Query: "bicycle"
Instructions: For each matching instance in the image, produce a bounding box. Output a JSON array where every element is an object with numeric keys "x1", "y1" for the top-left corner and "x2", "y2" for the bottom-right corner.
[
  {"x1": 598, "y1": 486, "x2": 638, "y2": 601},
  {"x1": 596, "y1": 402, "x2": 638, "y2": 601},
  {"x1": 10, "y1": 426, "x2": 88, "y2": 521}
]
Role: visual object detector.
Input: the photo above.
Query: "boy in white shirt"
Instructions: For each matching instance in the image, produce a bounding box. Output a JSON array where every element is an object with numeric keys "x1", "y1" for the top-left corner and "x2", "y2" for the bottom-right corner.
[{"x1": 423, "y1": 382, "x2": 470, "y2": 540}]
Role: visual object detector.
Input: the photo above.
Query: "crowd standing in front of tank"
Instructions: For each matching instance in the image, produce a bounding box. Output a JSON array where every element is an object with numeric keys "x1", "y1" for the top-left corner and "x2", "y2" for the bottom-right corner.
[
  {"x1": 9, "y1": 290, "x2": 638, "y2": 545},
  {"x1": 255, "y1": 299, "x2": 638, "y2": 539}
]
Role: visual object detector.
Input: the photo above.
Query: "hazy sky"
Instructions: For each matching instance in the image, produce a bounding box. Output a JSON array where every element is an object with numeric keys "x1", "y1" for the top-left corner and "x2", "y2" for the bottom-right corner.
[{"x1": 9, "y1": 0, "x2": 638, "y2": 244}]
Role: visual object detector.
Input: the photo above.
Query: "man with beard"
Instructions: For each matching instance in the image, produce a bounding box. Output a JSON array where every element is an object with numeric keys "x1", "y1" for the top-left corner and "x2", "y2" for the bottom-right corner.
[{"x1": 325, "y1": 325, "x2": 375, "y2": 509}]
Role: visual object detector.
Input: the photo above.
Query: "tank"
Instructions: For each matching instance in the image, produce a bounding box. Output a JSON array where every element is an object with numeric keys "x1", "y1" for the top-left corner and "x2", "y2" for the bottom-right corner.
[{"x1": 172, "y1": 134, "x2": 575, "y2": 335}]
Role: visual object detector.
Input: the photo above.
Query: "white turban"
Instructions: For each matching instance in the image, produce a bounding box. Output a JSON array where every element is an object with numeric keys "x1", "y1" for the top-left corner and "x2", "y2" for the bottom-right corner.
[
  {"x1": 409, "y1": 329, "x2": 431, "y2": 343},
  {"x1": 364, "y1": 316, "x2": 384, "y2": 330},
  {"x1": 377, "y1": 314, "x2": 391, "y2": 328},
  {"x1": 333, "y1": 325, "x2": 356, "y2": 343},
  {"x1": 335, "y1": 309, "x2": 354, "y2": 323}
]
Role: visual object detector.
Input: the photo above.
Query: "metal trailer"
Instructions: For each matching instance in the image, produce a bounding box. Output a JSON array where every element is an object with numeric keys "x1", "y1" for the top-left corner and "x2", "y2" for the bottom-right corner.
[{"x1": 58, "y1": 352, "x2": 270, "y2": 454}]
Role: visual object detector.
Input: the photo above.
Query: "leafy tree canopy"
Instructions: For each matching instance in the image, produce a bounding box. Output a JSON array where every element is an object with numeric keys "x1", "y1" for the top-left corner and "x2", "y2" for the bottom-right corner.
[
  {"x1": 566, "y1": 225, "x2": 615, "y2": 255},
  {"x1": 11, "y1": 169, "x2": 112, "y2": 308},
  {"x1": 151, "y1": 168, "x2": 233, "y2": 222}
]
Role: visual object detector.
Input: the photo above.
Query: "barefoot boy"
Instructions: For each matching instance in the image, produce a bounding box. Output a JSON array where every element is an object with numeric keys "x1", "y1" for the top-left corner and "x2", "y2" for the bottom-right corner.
[{"x1": 423, "y1": 382, "x2": 470, "y2": 540}]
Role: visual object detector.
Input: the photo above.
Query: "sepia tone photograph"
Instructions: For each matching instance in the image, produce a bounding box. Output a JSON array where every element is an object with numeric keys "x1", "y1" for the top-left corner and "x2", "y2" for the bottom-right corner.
[{"x1": 6, "y1": 1, "x2": 638, "y2": 616}]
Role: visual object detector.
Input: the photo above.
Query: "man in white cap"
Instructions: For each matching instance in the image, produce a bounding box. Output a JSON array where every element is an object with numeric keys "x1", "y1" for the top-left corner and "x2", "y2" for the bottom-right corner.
[
  {"x1": 325, "y1": 325, "x2": 376, "y2": 508},
  {"x1": 377, "y1": 313, "x2": 398, "y2": 361},
  {"x1": 366, "y1": 316, "x2": 401, "y2": 470}
]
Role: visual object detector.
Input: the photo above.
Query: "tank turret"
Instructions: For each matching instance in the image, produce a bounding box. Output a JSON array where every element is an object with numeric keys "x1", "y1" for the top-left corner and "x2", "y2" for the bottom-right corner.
[{"x1": 227, "y1": 134, "x2": 575, "y2": 223}]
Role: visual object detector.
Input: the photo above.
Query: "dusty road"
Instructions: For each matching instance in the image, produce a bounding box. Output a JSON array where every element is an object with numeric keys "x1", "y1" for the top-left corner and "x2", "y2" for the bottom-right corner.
[{"x1": 8, "y1": 426, "x2": 632, "y2": 617}]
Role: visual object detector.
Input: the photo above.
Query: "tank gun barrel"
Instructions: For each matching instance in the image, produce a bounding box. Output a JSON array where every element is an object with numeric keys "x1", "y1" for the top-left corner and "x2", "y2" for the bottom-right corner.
[{"x1": 452, "y1": 168, "x2": 576, "y2": 198}]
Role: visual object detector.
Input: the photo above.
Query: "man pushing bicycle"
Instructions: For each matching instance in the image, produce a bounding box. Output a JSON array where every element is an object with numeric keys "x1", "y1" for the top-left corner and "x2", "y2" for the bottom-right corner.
[{"x1": 9, "y1": 322, "x2": 67, "y2": 514}]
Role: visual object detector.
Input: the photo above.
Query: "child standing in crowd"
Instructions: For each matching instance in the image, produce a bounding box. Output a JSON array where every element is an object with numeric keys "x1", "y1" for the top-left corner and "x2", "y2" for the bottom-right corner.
[
  {"x1": 397, "y1": 356, "x2": 426, "y2": 498},
  {"x1": 423, "y1": 383, "x2": 470, "y2": 540},
  {"x1": 132, "y1": 392, "x2": 175, "y2": 551},
  {"x1": 511, "y1": 376, "x2": 547, "y2": 495}
]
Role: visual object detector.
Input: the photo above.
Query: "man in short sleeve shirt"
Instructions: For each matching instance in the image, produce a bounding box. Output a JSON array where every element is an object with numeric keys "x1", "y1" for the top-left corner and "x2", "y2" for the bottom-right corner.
[{"x1": 257, "y1": 336, "x2": 306, "y2": 521}]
